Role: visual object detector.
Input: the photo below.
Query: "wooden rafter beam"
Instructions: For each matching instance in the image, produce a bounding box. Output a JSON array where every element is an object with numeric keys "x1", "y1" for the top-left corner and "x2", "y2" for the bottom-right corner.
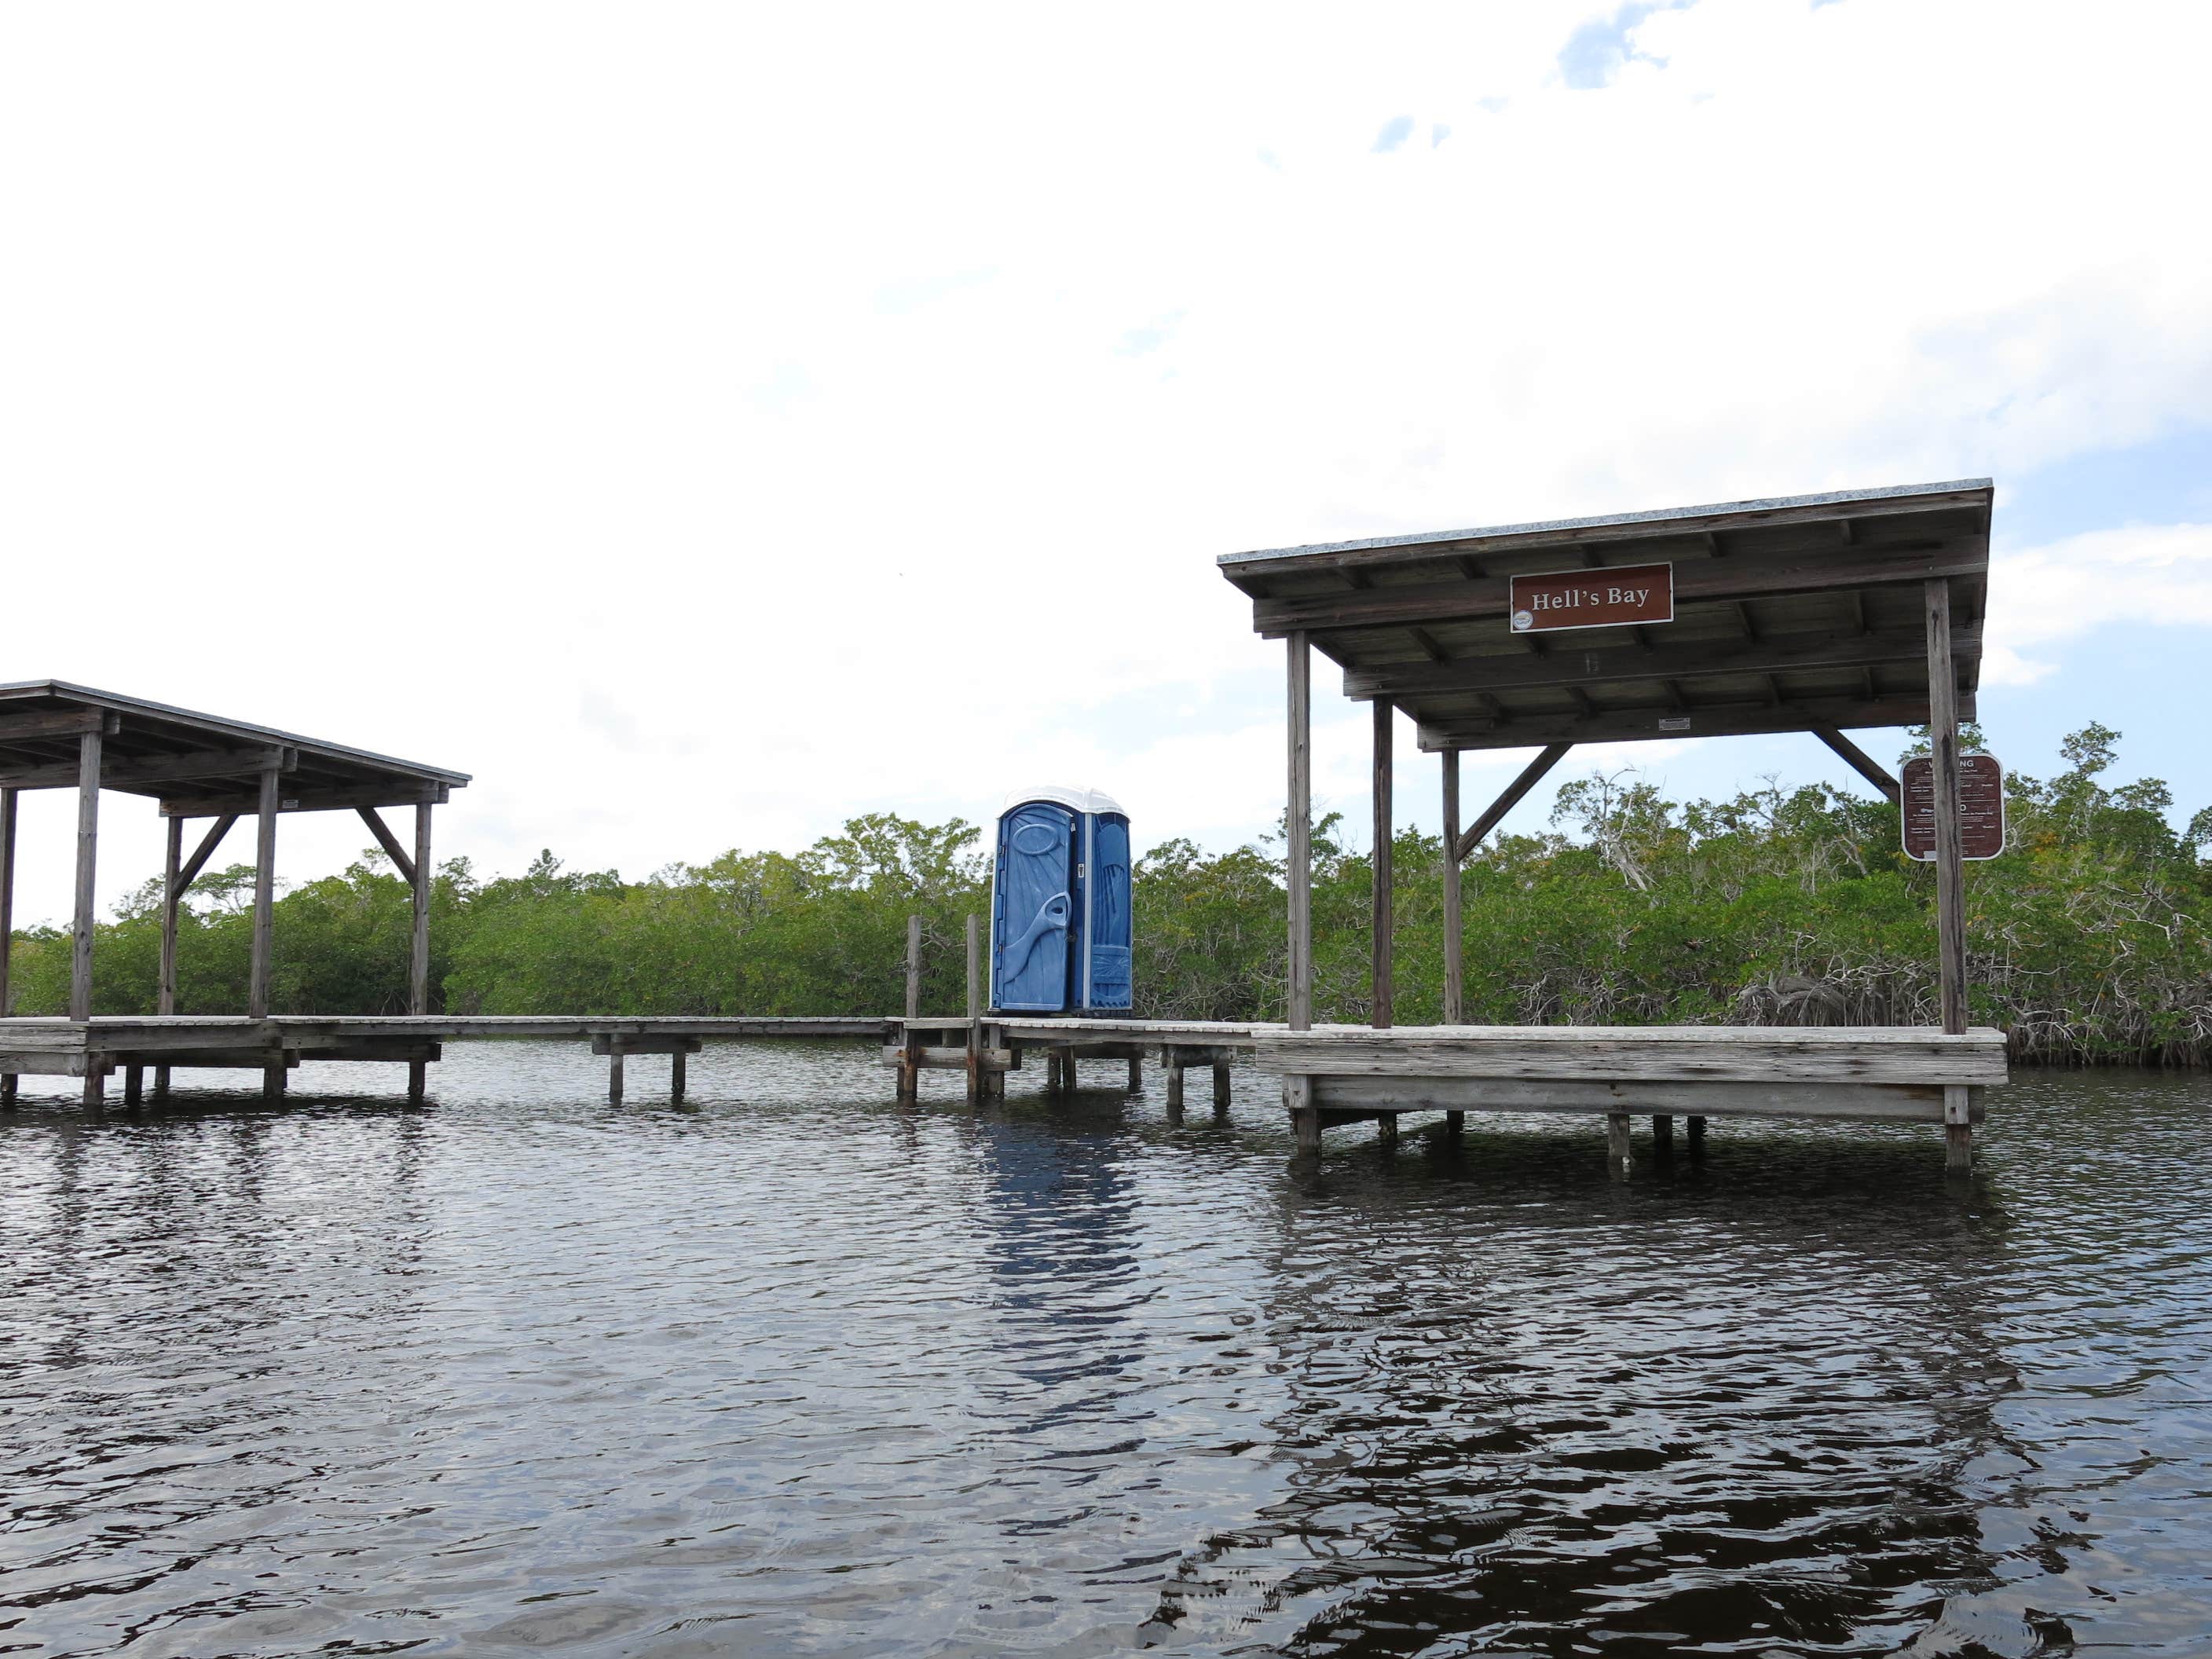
[
  {"x1": 356, "y1": 806, "x2": 418, "y2": 885},
  {"x1": 1253, "y1": 541, "x2": 1967, "y2": 637},
  {"x1": 1415, "y1": 691, "x2": 1969, "y2": 753},
  {"x1": 1339, "y1": 626, "x2": 1973, "y2": 701},
  {"x1": 0, "y1": 710, "x2": 118, "y2": 745},
  {"x1": 0, "y1": 745, "x2": 293, "y2": 792},
  {"x1": 160, "y1": 780, "x2": 450, "y2": 818},
  {"x1": 176, "y1": 815, "x2": 241, "y2": 891},
  {"x1": 1814, "y1": 723, "x2": 1902, "y2": 804},
  {"x1": 1454, "y1": 742, "x2": 1573, "y2": 862}
]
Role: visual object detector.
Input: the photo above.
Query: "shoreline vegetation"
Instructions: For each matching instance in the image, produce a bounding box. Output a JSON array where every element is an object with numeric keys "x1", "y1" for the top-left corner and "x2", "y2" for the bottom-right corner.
[{"x1": 5, "y1": 727, "x2": 2207, "y2": 1066}]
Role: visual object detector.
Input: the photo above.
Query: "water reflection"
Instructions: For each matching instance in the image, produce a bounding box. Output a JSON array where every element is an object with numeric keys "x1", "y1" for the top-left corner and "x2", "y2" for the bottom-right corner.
[{"x1": 1, "y1": 1057, "x2": 2207, "y2": 1656}]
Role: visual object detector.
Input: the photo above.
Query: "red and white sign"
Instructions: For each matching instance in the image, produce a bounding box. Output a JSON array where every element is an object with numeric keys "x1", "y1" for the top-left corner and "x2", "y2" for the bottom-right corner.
[
  {"x1": 1902, "y1": 753, "x2": 2006, "y2": 861},
  {"x1": 1508, "y1": 562, "x2": 1674, "y2": 634}
]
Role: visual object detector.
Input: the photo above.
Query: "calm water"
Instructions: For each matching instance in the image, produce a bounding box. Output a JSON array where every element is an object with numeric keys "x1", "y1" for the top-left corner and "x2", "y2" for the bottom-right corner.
[{"x1": 2, "y1": 1047, "x2": 2209, "y2": 1657}]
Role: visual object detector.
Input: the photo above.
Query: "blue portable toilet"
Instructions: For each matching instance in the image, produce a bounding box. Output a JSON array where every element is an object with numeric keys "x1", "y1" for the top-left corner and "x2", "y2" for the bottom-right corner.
[{"x1": 991, "y1": 786, "x2": 1131, "y2": 1013}]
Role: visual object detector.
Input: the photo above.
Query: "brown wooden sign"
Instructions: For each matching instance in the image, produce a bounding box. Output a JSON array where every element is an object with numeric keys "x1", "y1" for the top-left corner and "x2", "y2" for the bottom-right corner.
[
  {"x1": 1508, "y1": 562, "x2": 1673, "y2": 634},
  {"x1": 1902, "y1": 753, "x2": 2005, "y2": 861}
]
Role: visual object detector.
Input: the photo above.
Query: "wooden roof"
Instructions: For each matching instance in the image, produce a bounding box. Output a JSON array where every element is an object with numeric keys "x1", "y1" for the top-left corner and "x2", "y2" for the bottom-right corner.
[
  {"x1": 0, "y1": 680, "x2": 470, "y2": 815},
  {"x1": 1218, "y1": 481, "x2": 1992, "y2": 752}
]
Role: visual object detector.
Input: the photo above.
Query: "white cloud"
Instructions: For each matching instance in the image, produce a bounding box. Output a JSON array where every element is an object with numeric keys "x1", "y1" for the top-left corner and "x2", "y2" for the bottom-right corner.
[
  {"x1": 1984, "y1": 524, "x2": 2212, "y2": 685},
  {"x1": 1, "y1": 0, "x2": 2208, "y2": 922}
]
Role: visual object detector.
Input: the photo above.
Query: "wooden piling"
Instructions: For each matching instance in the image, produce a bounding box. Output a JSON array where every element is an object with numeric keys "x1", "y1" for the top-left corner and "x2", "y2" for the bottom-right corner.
[
  {"x1": 1212, "y1": 1060, "x2": 1231, "y2": 1115},
  {"x1": 159, "y1": 815, "x2": 182, "y2": 1016},
  {"x1": 262, "y1": 1064, "x2": 285, "y2": 1102},
  {"x1": 1927, "y1": 577, "x2": 1972, "y2": 1176},
  {"x1": 82, "y1": 1068, "x2": 104, "y2": 1108},
  {"x1": 1165, "y1": 1052, "x2": 1185, "y2": 1121},
  {"x1": 1605, "y1": 1112, "x2": 1633, "y2": 1179},
  {"x1": 248, "y1": 766, "x2": 279, "y2": 1020},
  {"x1": 965, "y1": 914, "x2": 983, "y2": 1104},
  {"x1": 1686, "y1": 1115, "x2": 1706, "y2": 1159},
  {"x1": 1287, "y1": 632, "x2": 1313, "y2": 1032},
  {"x1": 1371, "y1": 697, "x2": 1393, "y2": 1030},
  {"x1": 905, "y1": 914, "x2": 921, "y2": 1021},
  {"x1": 1440, "y1": 749, "x2": 1462, "y2": 1024},
  {"x1": 153, "y1": 1066, "x2": 170, "y2": 1101},
  {"x1": 1444, "y1": 1108, "x2": 1463, "y2": 1141},
  {"x1": 408, "y1": 1060, "x2": 427, "y2": 1103},
  {"x1": 609, "y1": 1047, "x2": 625, "y2": 1105},
  {"x1": 1652, "y1": 1113, "x2": 1674, "y2": 1159},
  {"x1": 123, "y1": 1065, "x2": 143, "y2": 1107},
  {"x1": 1375, "y1": 1111, "x2": 1398, "y2": 1148},
  {"x1": 70, "y1": 730, "x2": 101, "y2": 1021},
  {"x1": 1126, "y1": 1055, "x2": 1142, "y2": 1093},
  {"x1": 1, "y1": 785, "x2": 14, "y2": 1104},
  {"x1": 671, "y1": 1049, "x2": 687, "y2": 1105}
]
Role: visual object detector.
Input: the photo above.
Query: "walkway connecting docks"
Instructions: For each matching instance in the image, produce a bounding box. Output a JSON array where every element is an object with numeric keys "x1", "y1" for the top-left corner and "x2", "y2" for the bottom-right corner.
[
  {"x1": 3, "y1": 482, "x2": 2011, "y2": 1174},
  {"x1": 1214, "y1": 478, "x2": 2007, "y2": 1170}
]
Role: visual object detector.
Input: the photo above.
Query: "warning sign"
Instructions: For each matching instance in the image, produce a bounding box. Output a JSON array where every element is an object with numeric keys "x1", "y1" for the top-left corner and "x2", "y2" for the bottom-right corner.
[{"x1": 1902, "y1": 753, "x2": 2005, "y2": 861}]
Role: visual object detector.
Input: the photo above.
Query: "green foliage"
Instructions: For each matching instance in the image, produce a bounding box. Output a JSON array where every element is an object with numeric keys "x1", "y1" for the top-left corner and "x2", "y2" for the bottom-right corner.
[{"x1": 6, "y1": 729, "x2": 2207, "y2": 1063}]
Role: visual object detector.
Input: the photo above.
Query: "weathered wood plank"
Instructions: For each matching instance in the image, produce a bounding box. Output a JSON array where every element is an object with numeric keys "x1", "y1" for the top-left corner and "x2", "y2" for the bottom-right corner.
[
  {"x1": 0, "y1": 709, "x2": 113, "y2": 744},
  {"x1": 1261, "y1": 1025, "x2": 2007, "y2": 1085},
  {"x1": 1254, "y1": 544, "x2": 1988, "y2": 637},
  {"x1": 1342, "y1": 627, "x2": 1974, "y2": 703},
  {"x1": 248, "y1": 767, "x2": 279, "y2": 1020},
  {"x1": 1415, "y1": 694, "x2": 1965, "y2": 754},
  {"x1": 159, "y1": 780, "x2": 450, "y2": 817},
  {"x1": 1313, "y1": 1075, "x2": 1977, "y2": 1122},
  {"x1": 0, "y1": 745, "x2": 291, "y2": 792}
]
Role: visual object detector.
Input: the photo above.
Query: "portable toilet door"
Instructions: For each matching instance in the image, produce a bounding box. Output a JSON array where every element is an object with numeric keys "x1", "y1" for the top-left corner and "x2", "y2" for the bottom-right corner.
[
  {"x1": 992, "y1": 797, "x2": 1079, "y2": 1012},
  {"x1": 1081, "y1": 804, "x2": 1132, "y2": 1011}
]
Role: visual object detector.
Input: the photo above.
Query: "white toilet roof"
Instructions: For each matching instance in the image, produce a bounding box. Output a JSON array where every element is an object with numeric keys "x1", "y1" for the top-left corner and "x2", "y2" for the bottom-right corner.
[{"x1": 1000, "y1": 785, "x2": 1126, "y2": 818}]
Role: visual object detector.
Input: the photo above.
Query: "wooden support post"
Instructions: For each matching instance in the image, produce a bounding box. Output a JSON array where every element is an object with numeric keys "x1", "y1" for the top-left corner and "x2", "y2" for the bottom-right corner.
[
  {"x1": 1441, "y1": 749, "x2": 1463, "y2": 1024},
  {"x1": 410, "y1": 803, "x2": 434, "y2": 1015},
  {"x1": 159, "y1": 815, "x2": 183, "y2": 1016},
  {"x1": 71, "y1": 730, "x2": 101, "y2": 1021},
  {"x1": 1686, "y1": 1115, "x2": 1706, "y2": 1159},
  {"x1": 1, "y1": 786, "x2": 18, "y2": 1019},
  {"x1": 1375, "y1": 1111, "x2": 1398, "y2": 1148},
  {"x1": 905, "y1": 914, "x2": 921, "y2": 1022},
  {"x1": 1165, "y1": 1053, "x2": 1185, "y2": 1122},
  {"x1": 1372, "y1": 697, "x2": 1393, "y2": 1029},
  {"x1": 671, "y1": 1049, "x2": 687, "y2": 1105},
  {"x1": 1212, "y1": 1060, "x2": 1231, "y2": 1116},
  {"x1": 124, "y1": 1065, "x2": 143, "y2": 1107},
  {"x1": 1444, "y1": 1109, "x2": 1464, "y2": 1141},
  {"x1": 1926, "y1": 579, "x2": 1968, "y2": 1038},
  {"x1": 1927, "y1": 577, "x2": 1971, "y2": 1175},
  {"x1": 1944, "y1": 1086, "x2": 1974, "y2": 1176},
  {"x1": 608, "y1": 1047, "x2": 625, "y2": 1105},
  {"x1": 964, "y1": 914, "x2": 983, "y2": 1104},
  {"x1": 1, "y1": 786, "x2": 13, "y2": 1104},
  {"x1": 248, "y1": 766, "x2": 279, "y2": 1020},
  {"x1": 82, "y1": 1068, "x2": 104, "y2": 1108},
  {"x1": 262, "y1": 1063, "x2": 285, "y2": 1102},
  {"x1": 408, "y1": 1060, "x2": 427, "y2": 1104},
  {"x1": 1287, "y1": 632, "x2": 1313, "y2": 1033},
  {"x1": 1605, "y1": 1112, "x2": 1633, "y2": 1179},
  {"x1": 1126, "y1": 1055, "x2": 1142, "y2": 1093},
  {"x1": 154, "y1": 1065, "x2": 170, "y2": 1101},
  {"x1": 1291, "y1": 1076, "x2": 1320, "y2": 1152},
  {"x1": 1652, "y1": 1113, "x2": 1675, "y2": 1159}
]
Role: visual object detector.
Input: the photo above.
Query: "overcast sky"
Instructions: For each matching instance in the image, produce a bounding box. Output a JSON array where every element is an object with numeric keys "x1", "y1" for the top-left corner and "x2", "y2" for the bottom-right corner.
[{"x1": 4, "y1": 0, "x2": 2210, "y2": 926}]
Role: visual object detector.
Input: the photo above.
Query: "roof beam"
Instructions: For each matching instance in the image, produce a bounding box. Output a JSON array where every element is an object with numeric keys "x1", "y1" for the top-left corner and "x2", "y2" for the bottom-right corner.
[
  {"x1": 1414, "y1": 691, "x2": 1973, "y2": 753},
  {"x1": 0, "y1": 745, "x2": 294, "y2": 791},
  {"x1": 160, "y1": 780, "x2": 450, "y2": 818},
  {"x1": 1814, "y1": 724, "x2": 1902, "y2": 804},
  {"x1": 1339, "y1": 626, "x2": 1972, "y2": 701},
  {"x1": 0, "y1": 709, "x2": 119, "y2": 745},
  {"x1": 1253, "y1": 542, "x2": 1974, "y2": 637}
]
